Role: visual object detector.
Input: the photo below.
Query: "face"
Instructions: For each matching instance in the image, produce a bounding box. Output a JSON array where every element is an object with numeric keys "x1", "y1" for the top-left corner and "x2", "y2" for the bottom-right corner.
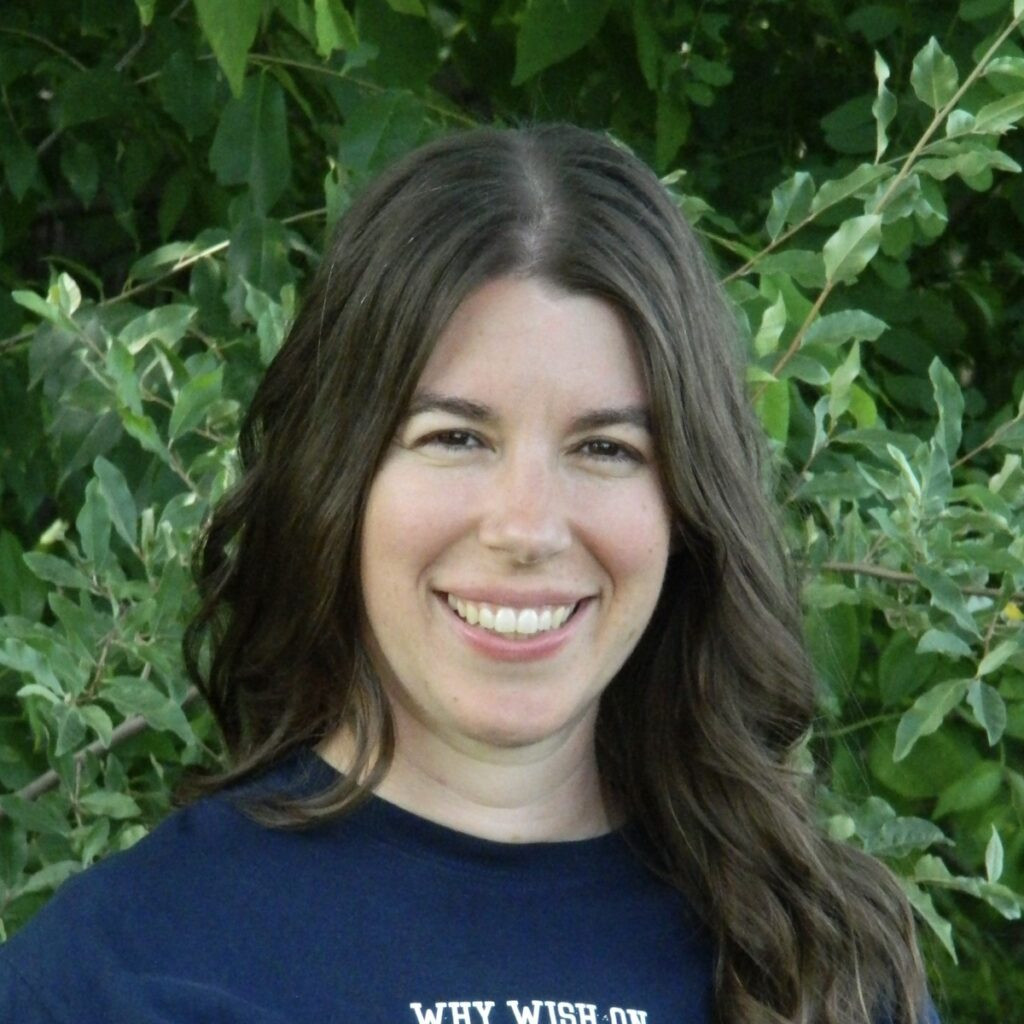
[{"x1": 359, "y1": 276, "x2": 672, "y2": 760}]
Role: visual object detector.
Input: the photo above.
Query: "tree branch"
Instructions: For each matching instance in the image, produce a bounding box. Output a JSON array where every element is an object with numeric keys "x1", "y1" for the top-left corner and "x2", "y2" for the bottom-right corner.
[
  {"x1": 818, "y1": 560, "x2": 1015, "y2": 600},
  {"x1": 0, "y1": 687, "x2": 201, "y2": 820}
]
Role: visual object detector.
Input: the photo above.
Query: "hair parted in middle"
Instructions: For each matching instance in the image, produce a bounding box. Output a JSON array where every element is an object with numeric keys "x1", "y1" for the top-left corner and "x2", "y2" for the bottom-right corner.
[{"x1": 184, "y1": 123, "x2": 926, "y2": 1024}]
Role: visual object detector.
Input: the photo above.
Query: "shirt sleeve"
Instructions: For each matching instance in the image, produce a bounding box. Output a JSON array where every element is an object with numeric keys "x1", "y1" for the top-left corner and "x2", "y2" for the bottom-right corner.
[{"x1": 0, "y1": 956, "x2": 70, "y2": 1024}]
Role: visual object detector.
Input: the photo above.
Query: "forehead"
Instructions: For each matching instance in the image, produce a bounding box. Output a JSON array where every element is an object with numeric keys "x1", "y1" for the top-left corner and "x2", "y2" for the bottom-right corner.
[{"x1": 415, "y1": 277, "x2": 648, "y2": 407}]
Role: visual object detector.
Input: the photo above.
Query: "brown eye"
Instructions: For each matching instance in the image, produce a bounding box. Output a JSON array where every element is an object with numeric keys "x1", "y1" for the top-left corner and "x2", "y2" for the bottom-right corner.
[
  {"x1": 579, "y1": 439, "x2": 642, "y2": 463},
  {"x1": 420, "y1": 430, "x2": 484, "y2": 451}
]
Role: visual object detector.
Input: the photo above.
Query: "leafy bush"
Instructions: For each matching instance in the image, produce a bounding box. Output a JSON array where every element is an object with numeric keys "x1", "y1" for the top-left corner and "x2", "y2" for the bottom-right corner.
[{"x1": 1, "y1": 1, "x2": 1022, "y2": 1018}]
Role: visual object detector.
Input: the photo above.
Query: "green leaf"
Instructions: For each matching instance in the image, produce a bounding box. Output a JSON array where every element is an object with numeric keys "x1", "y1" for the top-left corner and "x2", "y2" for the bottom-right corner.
[
  {"x1": 315, "y1": 0, "x2": 358, "y2": 55},
  {"x1": 513, "y1": 0, "x2": 613, "y2": 84},
  {"x1": 102, "y1": 677, "x2": 194, "y2": 745},
  {"x1": 803, "y1": 310, "x2": 887, "y2": 347},
  {"x1": 76, "y1": 480, "x2": 111, "y2": 569},
  {"x1": 811, "y1": 164, "x2": 890, "y2": 215},
  {"x1": 16, "y1": 860, "x2": 81, "y2": 897},
  {"x1": 12, "y1": 289, "x2": 68, "y2": 328},
  {"x1": 934, "y1": 761, "x2": 1002, "y2": 816},
  {"x1": 916, "y1": 629, "x2": 972, "y2": 659},
  {"x1": 0, "y1": 638, "x2": 62, "y2": 694},
  {"x1": 978, "y1": 638, "x2": 1021, "y2": 676},
  {"x1": 753, "y1": 377, "x2": 789, "y2": 443},
  {"x1": 0, "y1": 531, "x2": 46, "y2": 619},
  {"x1": 755, "y1": 250, "x2": 825, "y2": 289},
  {"x1": 157, "y1": 52, "x2": 219, "y2": 140},
  {"x1": 766, "y1": 172, "x2": 815, "y2": 240},
  {"x1": 78, "y1": 790, "x2": 142, "y2": 820},
  {"x1": 60, "y1": 142, "x2": 99, "y2": 207},
  {"x1": 1, "y1": 136, "x2": 41, "y2": 201},
  {"x1": 134, "y1": 0, "x2": 156, "y2": 25},
  {"x1": 210, "y1": 73, "x2": 292, "y2": 213},
  {"x1": 866, "y1": 816, "x2": 947, "y2": 857},
  {"x1": 986, "y1": 826, "x2": 1004, "y2": 884},
  {"x1": 194, "y1": 0, "x2": 263, "y2": 98},
  {"x1": 106, "y1": 340, "x2": 143, "y2": 416},
  {"x1": 910, "y1": 38, "x2": 959, "y2": 111},
  {"x1": 120, "y1": 410, "x2": 170, "y2": 463},
  {"x1": 94, "y1": 457, "x2": 138, "y2": 549},
  {"x1": 872, "y1": 51, "x2": 897, "y2": 162},
  {"x1": 655, "y1": 91, "x2": 691, "y2": 172},
  {"x1": 753, "y1": 294, "x2": 786, "y2": 357},
  {"x1": 847, "y1": 385, "x2": 877, "y2": 428},
  {"x1": 823, "y1": 214, "x2": 882, "y2": 283},
  {"x1": 972, "y1": 92, "x2": 1024, "y2": 134},
  {"x1": 0, "y1": 795, "x2": 69, "y2": 837},
  {"x1": 632, "y1": 0, "x2": 659, "y2": 90},
  {"x1": 966, "y1": 680, "x2": 1007, "y2": 744},
  {"x1": 915, "y1": 565, "x2": 982, "y2": 637},
  {"x1": 828, "y1": 341, "x2": 861, "y2": 423},
  {"x1": 893, "y1": 678, "x2": 970, "y2": 761},
  {"x1": 385, "y1": 0, "x2": 426, "y2": 11},
  {"x1": 55, "y1": 706, "x2": 87, "y2": 757},
  {"x1": 169, "y1": 368, "x2": 224, "y2": 439},
  {"x1": 929, "y1": 358, "x2": 963, "y2": 458},
  {"x1": 22, "y1": 553, "x2": 93, "y2": 591},
  {"x1": 900, "y1": 879, "x2": 956, "y2": 960},
  {"x1": 119, "y1": 305, "x2": 197, "y2": 352}
]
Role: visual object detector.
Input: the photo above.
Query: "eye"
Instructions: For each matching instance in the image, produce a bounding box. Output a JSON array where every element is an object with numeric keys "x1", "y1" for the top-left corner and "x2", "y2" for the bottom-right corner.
[
  {"x1": 418, "y1": 429, "x2": 484, "y2": 452},
  {"x1": 578, "y1": 438, "x2": 644, "y2": 464}
]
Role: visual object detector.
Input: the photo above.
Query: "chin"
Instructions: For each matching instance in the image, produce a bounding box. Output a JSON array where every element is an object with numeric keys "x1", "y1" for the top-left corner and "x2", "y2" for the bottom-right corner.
[{"x1": 453, "y1": 700, "x2": 593, "y2": 751}]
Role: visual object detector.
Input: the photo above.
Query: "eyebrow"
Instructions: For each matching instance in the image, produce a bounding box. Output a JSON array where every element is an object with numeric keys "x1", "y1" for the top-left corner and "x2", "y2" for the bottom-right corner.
[{"x1": 405, "y1": 391, "x2": 652, "y2": 433}]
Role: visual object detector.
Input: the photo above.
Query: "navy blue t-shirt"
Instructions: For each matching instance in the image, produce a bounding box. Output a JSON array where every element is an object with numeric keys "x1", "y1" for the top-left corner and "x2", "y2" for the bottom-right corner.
[{"x1": 0, "y1": 751, "x2": 714, "y2": 1023}]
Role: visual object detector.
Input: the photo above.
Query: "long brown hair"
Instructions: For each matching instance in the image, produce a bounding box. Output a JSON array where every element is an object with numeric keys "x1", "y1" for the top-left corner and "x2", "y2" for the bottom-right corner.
[{"x1": 183, "y1": 124, "x2": 927, "y2": 1024}]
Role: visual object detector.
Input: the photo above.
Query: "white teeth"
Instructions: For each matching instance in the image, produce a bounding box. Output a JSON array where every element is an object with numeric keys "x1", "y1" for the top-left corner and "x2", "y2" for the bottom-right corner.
[
  {"x1": 446, "y1": 595, "x2": 577, "y2": 636},
  {"x1": 494, "y1": 607, "x2": 517, "y2": 633},
  {"x1": 517, "y1": 609, "x2": 539, "y2": 635}
]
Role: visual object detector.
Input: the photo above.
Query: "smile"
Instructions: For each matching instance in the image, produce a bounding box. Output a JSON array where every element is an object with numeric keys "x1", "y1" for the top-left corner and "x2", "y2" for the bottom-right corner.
[{"x1": 445, "y1": 593, "x2": 578, "y2": 636}]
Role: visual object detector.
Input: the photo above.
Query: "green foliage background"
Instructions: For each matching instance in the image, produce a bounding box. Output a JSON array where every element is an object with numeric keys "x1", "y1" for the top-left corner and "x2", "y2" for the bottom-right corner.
[{"x1": 1, "y1": 0, "x2": 1023, "y2": 1018}]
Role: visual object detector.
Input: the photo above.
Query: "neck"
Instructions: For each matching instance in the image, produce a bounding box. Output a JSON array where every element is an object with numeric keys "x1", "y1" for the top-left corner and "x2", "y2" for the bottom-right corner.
[{"x1": 317, "y1": 714, "x2": 615, "y2": 844}]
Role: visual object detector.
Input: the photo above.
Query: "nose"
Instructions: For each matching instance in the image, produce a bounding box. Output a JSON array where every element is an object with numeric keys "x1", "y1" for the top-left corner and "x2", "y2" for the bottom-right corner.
[{"x1": 477, "y1": 448, "x2": 572, "y2": 565}]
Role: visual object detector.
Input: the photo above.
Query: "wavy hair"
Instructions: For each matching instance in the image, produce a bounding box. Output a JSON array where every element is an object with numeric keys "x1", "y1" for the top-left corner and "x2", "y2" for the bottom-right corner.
[{"x1": 183, "y1": 124, "x2": 927, "y2": 1024}]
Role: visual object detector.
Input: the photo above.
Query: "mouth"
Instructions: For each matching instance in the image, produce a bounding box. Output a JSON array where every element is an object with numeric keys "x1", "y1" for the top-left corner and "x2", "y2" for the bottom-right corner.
[{"x1": 442, "y1": 592, "x2": 585, "y2": 639}]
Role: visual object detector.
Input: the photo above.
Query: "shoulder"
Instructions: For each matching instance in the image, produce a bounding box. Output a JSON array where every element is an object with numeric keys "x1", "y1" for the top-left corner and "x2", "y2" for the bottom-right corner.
[{"x1": 0, "y1": 755, "x2": 343, "y2": 1023}]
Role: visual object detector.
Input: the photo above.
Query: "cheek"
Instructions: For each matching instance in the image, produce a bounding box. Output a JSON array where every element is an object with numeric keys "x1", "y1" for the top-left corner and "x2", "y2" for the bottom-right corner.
[
  {"x1": 361, "y1": 463, "x2": 474, "y2": 590},
  {"x1": 582, "y1": 483, "x2": 672, "y2": 582}
]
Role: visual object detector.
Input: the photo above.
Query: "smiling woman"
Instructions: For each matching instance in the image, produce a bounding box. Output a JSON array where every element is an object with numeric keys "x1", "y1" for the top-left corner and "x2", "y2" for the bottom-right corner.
[
  {"x1": 351, "y1": 278, "x2": 671, "y2": 832},
  {"x1": 0, "y1": 125, "x2": 937, "y2": 1024}
]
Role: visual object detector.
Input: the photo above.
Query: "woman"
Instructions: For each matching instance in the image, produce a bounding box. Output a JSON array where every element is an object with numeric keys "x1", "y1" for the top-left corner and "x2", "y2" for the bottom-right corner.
[{"x1": 0, "y1": 124, "x2": 936, "y2": 1024}]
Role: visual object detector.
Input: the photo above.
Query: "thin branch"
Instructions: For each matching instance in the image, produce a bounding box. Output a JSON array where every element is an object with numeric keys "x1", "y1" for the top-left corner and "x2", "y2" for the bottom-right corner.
[
  {"x1": 0, "y1": 27, "x2": 87, "y2": 71},
  {"x1": 248, "y1": 53, "x2": 479, "y2": 128},
  {"x1": 817, "y1": 711, "x2": 901, "y2": 740},
  {"x1": 726, "y1": 11, "x2": 1024, "y2": 286},
  {"x1": 819, "y1": 560, "x2": 1015, "y2": 600},
  {"x1": 952, "y1": 410, "x2": 1024, "y2": 469},
  {"x1": 0, "y1": 205, "x2": 328, "y2": 358},
  {"x1": 872, "y1": 11, "x2": 1024, "y2": 215},
  {"x1": 0, "y1": 687, "x2": 201, "y2": 820}
]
